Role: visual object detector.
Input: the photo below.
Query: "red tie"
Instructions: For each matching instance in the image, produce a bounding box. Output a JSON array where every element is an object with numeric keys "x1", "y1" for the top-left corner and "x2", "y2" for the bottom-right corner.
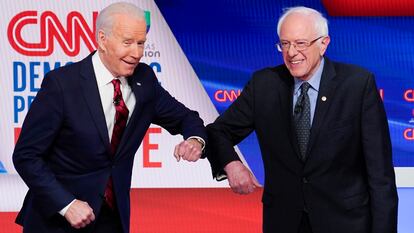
[{"x1": 104, "y1": 79, "x2": 129, "y2": 209}]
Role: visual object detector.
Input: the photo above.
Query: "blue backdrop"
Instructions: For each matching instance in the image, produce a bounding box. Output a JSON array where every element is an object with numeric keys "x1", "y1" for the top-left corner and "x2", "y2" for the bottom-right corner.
[
  {"x1": 155, "y1": 0, "x2": 414, "y2": 181},
  {"x1": 155, "y1": 0, "x2": 414, "y2": 232}
]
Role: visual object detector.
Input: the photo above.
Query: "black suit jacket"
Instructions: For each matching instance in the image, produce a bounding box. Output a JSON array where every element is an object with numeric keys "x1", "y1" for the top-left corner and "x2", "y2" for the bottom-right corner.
[
  {"x1": 207, "y1": 57, "x2": 398, "y2": 233},
  {"x1": 13, "y1": 52, "x2": 207, "y2": 233}
]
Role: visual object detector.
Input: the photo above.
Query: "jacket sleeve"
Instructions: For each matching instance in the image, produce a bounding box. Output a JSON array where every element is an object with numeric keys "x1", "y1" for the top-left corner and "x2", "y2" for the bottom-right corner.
[
  {"x1": 206, "y1": 76, "x2": 256, "y2": 180},
  {"x1": 13, "y1": 73, "x2": 75, "y2": 218},
  {"x1": 360, "y1": 74, "x2": 398, "y2": 233},
  {"x1": 152, "y1": 77, "x2": 207, "y2": 146}
]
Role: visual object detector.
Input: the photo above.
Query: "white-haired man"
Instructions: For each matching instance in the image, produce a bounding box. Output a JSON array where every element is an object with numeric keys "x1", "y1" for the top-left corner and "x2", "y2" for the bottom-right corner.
[
  {"x1": 13, "y1": 2, "x2": 206, "y2": 233},
  {"x1": 207, "y1": 6, "x2": 397, "y2": 233}
]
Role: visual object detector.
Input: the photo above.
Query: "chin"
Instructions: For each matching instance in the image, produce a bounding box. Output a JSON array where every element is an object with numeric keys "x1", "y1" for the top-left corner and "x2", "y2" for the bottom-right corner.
[
  {"x1": 288, "y1": 70, "x2": 304, "y2": 78},
  {"x1": 121, "y1": 70, "x2": 135, "y2": 77}
]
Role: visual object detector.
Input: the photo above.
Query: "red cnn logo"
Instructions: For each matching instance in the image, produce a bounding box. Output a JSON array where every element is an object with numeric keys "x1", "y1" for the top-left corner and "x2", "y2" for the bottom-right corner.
[
  {"x1": 8, "y1": 11, "x2": 98, "y2": 56},
  {"x1": 403, "y1": 128, "x2": 414, "y2": 140},
  {"x1": 214, "y1": 89, "x2": 241, "y2": 103},
  {"x1": 403, "y1": 89, "x2": 414, "y2": 102}
]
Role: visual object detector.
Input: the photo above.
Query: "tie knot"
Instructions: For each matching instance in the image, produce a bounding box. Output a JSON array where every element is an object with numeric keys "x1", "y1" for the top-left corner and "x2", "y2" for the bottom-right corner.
[
  {"x1": 301, "y1": 82, "x2": 310, "y2": 94},
  {"x1": 111, "y1": 79, "x2": 121, "y2": 92}
]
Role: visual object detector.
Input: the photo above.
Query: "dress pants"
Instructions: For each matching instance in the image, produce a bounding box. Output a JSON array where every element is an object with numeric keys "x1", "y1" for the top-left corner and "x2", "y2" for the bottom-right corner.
[
  {"x1": 92, "y1": 202, "x2": 123, "y2": 233},
  {"x1": 298, "y1": 212, "x2": 313, "y2": 233}
]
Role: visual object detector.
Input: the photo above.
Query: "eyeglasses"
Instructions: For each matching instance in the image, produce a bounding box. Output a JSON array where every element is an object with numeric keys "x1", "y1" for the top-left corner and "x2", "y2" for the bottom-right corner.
[{"x1": 276, "y1": 36, "x2": 324, "y2": 52}]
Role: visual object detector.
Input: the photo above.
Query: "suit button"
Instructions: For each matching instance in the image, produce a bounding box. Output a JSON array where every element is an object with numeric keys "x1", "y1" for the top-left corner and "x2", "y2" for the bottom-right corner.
[{"x1": 302, "y1": 177, "x2": 309, "y2": 183}]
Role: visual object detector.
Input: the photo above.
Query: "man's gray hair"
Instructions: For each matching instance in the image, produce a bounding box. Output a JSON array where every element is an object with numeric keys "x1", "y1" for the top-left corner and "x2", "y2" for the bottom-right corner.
[
  {"x1": 277, "y1": 6, "x2": 328, "y2": 37},
  {"x1": 96, "y1": 2, "x2": 146, "y2": 40}
]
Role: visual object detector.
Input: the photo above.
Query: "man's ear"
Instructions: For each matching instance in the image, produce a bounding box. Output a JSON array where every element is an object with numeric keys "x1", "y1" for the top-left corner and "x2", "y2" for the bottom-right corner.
[
  {"x1": 97, "y1": 29, "x2": 107, "y2": 52},
  {"x1": 320, "y1": 36, "x2": 330, "y2": 56}
]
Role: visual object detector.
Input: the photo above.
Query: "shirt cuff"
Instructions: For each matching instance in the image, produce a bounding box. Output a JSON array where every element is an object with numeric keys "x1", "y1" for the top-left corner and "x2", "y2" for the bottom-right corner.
[
  {"x1": 215, "y1": 172, "x2": 228, "y2": 181},
  {"x1": 59, "y1": 199, "x2": 76, "y2": 216},
  {"x1": 187, "y1": 136, "x2": 205, "y2": 151}
]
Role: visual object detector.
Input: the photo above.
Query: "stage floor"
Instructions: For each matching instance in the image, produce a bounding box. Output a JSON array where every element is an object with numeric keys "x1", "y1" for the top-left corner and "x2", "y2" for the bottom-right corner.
[
  {"x1": 2, "y1": 188, "x2": 413, "y2": 233},
  {"x1": 0, "y1": 188, "x2": 263, "y2": 233}
]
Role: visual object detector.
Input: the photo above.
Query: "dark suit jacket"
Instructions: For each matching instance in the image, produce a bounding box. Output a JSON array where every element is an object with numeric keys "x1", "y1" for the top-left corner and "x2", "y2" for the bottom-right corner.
[
  {"x1": 13, "y1": 52, "x2": 206, "y2": 233},
  {"x1": 207, "y1": 57, "x2": 398, "y2": 233}
]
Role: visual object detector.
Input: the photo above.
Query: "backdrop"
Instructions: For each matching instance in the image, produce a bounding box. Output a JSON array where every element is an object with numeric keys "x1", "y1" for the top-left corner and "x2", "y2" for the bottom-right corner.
[{"x1": 0, "y1": 0, "x2": 413, "y2": 232}]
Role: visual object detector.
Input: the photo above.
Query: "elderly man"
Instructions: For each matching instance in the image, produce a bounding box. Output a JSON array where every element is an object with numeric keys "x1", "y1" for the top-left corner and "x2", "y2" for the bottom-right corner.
[
  {"x1": 13, "y1": 2, "x2": 206, "y2": 233},
  {"x1": 207, "y1": 6, "x2": 398, "y2": 233}
]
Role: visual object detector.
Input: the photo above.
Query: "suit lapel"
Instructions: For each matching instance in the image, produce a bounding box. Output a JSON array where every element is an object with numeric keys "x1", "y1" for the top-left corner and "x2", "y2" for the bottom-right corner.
[
  {"x1": 113, "y1": 70, "x2": 145, "y2": 159},
  {"x1": 79, "y1": 53, "x2": 111, "y2": 151},
  {"x1": 277, "y1": 67, "x2": 303, "y2": 165},
  {"x1": 307, "y1": 58, "x2": 339, "y2": 156}
]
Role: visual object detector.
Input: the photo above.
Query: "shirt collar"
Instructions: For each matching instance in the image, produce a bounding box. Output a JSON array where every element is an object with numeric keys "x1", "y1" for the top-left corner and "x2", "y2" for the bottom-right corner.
[
  {"x1": 92, "y1": 52, "x2": 127, "y2": 87},
  {"x1": 293, "y1": 57, "x2": 324, "y2": 95}
]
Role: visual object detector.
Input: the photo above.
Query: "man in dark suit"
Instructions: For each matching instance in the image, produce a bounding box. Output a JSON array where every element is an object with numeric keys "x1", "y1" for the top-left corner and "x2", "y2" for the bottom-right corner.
[
  {"x1": 13, "y1": 2, "x2": 206, "y2": 233},
  {"x1": 207, "y1": 6, "x2": 398, "y2": 233}
]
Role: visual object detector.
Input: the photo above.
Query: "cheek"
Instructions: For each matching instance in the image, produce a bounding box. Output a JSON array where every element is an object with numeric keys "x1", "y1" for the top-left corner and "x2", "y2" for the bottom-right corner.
[
  {"x1": 111, "y1": 48, "x2": 123, "y2": 57},
  {"x1": 282, "y1": 53, "x2": 289, "y2": 63},
  {"x1": 309, "y1": 55, "x2": 319, "y2": 67},
  {"x1": 120, "y1": 48, "x2": 134, "y2": 59},
  {"x1": 107, "y1": 43, "x2": 124, "y2": 56}
]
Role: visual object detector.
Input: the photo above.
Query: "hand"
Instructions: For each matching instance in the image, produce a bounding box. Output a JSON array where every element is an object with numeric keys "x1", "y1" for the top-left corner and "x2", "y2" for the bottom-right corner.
[
  {"x1": 224, "y1": 160, "x2": 261, "y2": 194},
  {"x1": 173, "y1": 139, "x2": 202, "y2": 162},
  {"x1": 64, "y1": 199, "x2": 95, "y2": 229}
]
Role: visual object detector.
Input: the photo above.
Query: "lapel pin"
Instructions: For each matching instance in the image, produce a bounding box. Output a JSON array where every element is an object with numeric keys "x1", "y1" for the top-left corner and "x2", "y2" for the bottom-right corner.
[
  {"x1": 321, "y1": 96, "x2": 327, "y2": 101},
  {"x1": 136, "y1": 82, "x2": 141, "y2": 86}
]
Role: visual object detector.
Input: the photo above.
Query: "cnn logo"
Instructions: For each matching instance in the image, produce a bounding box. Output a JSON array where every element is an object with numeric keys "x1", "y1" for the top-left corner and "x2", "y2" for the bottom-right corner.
[{"x1": 8, "y1": 11, "x2": 98, "y2": 57}]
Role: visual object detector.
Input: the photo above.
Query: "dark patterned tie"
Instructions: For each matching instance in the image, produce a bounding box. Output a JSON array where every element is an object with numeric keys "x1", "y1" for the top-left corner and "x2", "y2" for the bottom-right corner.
[
  {"x1": 104, "y1": 79, "x2": 129, "y2": 209},
  {"x1": 294, "y1": 82, "x2": 311, "y2": 162}
]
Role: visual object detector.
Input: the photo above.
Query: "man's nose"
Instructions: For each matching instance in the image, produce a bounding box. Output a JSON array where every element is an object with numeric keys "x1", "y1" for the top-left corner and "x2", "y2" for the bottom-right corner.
[
  {"x1": 287, "y1": 43, "x2": 299, "y2": 57},
  {"x1": 130, "y1": 44, "x2": 142, "y2": 58}
]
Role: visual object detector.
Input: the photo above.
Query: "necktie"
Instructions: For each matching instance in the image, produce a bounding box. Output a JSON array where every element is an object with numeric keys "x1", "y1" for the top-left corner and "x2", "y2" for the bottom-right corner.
[
  {"x1": 104, "y1": 79, "x2": 129, "y2": 209},
  {"x1": 294, "y1": 82, "x2": 311, "y2": 162}
]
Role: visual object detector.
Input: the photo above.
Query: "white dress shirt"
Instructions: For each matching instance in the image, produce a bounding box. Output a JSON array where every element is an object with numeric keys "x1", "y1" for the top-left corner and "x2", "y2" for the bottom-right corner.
[
  {"x1": 59, "y1": 52, "x2": 136, "y2": 216},
  {"x1": 92, "y1": 52, "x2": 136, "y2": 139}
]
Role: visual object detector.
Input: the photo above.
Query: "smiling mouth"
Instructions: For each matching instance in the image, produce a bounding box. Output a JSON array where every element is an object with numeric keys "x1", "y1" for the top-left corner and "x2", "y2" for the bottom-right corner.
[
  {"x1": 290, "y1": 59, "x2": 304, "y2": 64},
  {"x1": 122, "y1": 59, "x2": 138, "y2": 66}
]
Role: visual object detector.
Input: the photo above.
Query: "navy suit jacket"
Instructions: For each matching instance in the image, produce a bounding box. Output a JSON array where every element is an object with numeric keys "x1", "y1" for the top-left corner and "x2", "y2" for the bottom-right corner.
[
  {"x1": 13, "y1": 52, "x2": 206, "y2": 233},
  {"x1": 207, "y1": 57, "x2": 398, "y2": 233}
]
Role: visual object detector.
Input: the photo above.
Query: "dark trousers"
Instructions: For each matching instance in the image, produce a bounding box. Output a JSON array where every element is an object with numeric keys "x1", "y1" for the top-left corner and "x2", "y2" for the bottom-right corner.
[
  {"x1": 298, "y1": 212, "x2": 313, "y2": 233},
  {"x1": 92, "y1": 202, "x2": 123, "y2": 233}
]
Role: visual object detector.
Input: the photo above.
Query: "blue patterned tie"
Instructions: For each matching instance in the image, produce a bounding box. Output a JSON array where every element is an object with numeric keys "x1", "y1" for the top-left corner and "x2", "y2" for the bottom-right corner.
[{"x1": 294, "y1": 82, "x2": 311, "y2": 162}]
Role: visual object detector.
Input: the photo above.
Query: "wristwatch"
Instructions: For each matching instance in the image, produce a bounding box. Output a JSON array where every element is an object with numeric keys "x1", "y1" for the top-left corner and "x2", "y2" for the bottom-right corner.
[{"x1": 187, "y1": 137, "x2": 205, "y2": 150}]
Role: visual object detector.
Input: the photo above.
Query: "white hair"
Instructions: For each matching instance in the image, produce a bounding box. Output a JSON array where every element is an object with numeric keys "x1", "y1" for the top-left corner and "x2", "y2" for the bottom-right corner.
[
  {"x1": 277, "y1": 6, "x2": 328, "y2": 37},
  {"x1": 96, "y1": 2, "x2": 146, "y2": 40}
]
